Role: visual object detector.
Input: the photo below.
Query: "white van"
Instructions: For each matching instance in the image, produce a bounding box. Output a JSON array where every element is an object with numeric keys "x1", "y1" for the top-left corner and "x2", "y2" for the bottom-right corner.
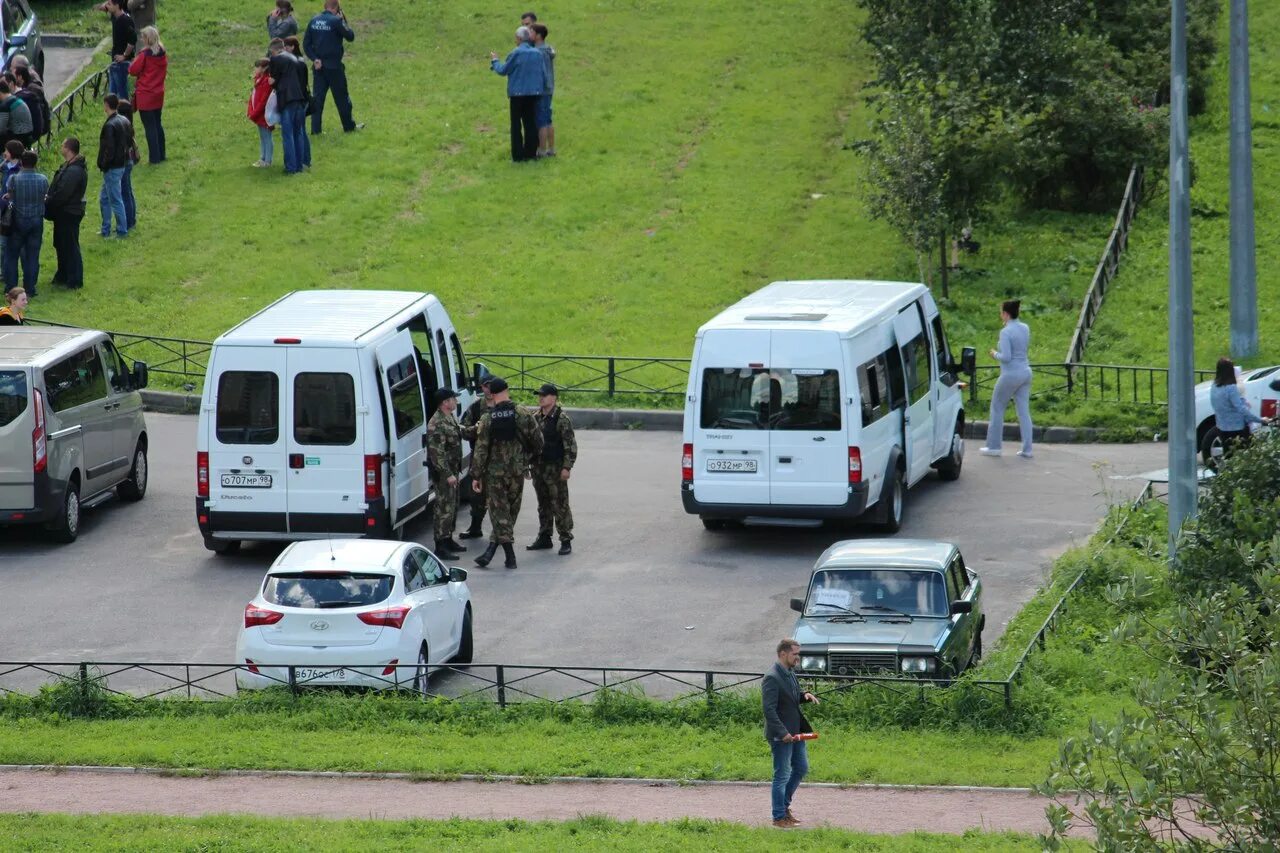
[
  {"x1": 680, "y1": 280, "x2": 973, "y2": 532},
  {"x1": 196, "y1": 290, "x2": 480, "y2": 554}
]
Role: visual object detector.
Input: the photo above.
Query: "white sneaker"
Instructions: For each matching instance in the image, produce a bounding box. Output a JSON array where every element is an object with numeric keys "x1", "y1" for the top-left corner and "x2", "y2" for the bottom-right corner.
[
  {"x1": 979, "y1": 447, "x2": 1001, "y2": 457},
  {"x1": 1017, "y1": 450, "x2": 1034, "y2": 459},
  {"x1": 252, "y1": 160, "x2": 266, "y2": 168}
]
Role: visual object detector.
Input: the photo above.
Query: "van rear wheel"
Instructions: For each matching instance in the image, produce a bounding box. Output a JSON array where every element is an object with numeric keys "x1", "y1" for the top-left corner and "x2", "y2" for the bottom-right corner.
[
  {"x1": 203, "y1": 536, "x2": 241, "y2": 555},
  {"x1": 877, "y1": 469, "x2": 905, "y2": 534},
  {"x1": 701, "y1": 517, "x2": 727, "y2": 531},
  {"x1": 48, "y1": 480, "x2": 80, "y2": 544}
]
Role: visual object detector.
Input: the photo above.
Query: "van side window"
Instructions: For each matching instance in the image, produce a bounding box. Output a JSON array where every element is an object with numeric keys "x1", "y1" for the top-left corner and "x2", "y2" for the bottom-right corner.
[
  {"x1": 931, "y1": 316, "x2": 952, "y2": 375},
  {"x1": 449, "y1": 333, "x2": 469, "y2": 390},
  {"x1": 293, "y1": 373, "x2": 356, "y2": 446},
  {"x1": 883, "y1": 346, "x2": 907, "y2": 409},
  {"x1": 44, "y1": 347, "x2": 109, "y2": 413},
  {"x1": 385, "y1": 356, "x2": 426, "y2": 437},
  {"x1": 98, "y1": 341, "x2": 130, "y2": 393},
  {"x1": 901, "y1": 333, "x2": 931, "y2": 404},
  {"x1": 699, "y1": 368, "x2": 840, "y2": 430},
  {"x1": 216, "y1": 371, "x2": 279, "y2": 445},
  {"x1": 856, "y1": 357, "x2": 889, "y2": 425},
  {"x1": 0, "y1": 369, "x2": 27, "y2": 428}
]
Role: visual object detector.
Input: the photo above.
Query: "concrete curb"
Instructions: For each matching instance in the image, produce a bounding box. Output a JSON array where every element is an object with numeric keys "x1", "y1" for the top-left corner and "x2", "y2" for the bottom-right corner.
[
  {"x1": 0, "y1": 764, "x2": 1038, "y2": 795},
  {"x1": 139, "y1": 391, "x2": 1149, "y2": 444}
]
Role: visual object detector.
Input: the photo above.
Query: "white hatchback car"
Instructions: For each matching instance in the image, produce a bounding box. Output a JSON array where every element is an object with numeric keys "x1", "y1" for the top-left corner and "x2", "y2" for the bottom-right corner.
[
  {"x1": 1194, "y1": 365, "x2": 1280, "y2": 463},
  {"x1": 235, "y1": 539, "x2": 473, "y2": 693}
]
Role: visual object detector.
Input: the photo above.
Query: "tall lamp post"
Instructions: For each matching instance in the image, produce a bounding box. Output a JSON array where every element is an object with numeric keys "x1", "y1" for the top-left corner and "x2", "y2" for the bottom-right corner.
[
  {"x1": 1168, "y1": 0, "x2": 1197, "y2": 555},
  {"x1": 1229, "y1": 0, "x2": 1258, "y2": 359}
]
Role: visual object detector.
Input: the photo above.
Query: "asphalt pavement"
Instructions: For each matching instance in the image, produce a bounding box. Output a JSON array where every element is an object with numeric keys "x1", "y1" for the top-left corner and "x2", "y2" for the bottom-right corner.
[
  {"x1": 41, "y1": 45, "x2": 100, "y2": 102},
  {"x1": 0, "y1": 414, "x2": 1166, "y2": 690}
]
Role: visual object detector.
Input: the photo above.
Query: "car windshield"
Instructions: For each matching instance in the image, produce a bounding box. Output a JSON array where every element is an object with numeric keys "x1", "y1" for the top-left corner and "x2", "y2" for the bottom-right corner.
[
  {"x1": 263, "y1": 572, "x2": 393, "y2": 609},
  {"x1": 804, "y1": 569, "x2": 948, "y2": 618}
]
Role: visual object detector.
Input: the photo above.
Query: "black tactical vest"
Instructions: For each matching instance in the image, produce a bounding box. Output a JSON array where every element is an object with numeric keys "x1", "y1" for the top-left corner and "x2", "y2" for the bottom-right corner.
[
  {"x1": 489, "y1": 402, "x2": 518, "y2": 442},
  {"x1": 541, "y1": 410, "x2": 564, "y2": 462}
]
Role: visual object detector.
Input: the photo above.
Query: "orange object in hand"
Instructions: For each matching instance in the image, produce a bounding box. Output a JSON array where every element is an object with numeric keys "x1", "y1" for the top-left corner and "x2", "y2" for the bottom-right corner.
[{"x1": 793, "y1": 732, "x2": 819, "y2": 741}]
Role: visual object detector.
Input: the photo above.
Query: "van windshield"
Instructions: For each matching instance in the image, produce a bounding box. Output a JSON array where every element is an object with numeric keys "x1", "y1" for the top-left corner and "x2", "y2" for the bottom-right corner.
[
  {"x1": 0, "y1": 370, "x2": 27, "y2": 427},
  {"x1": 700, "y1": 368, "x2": 841, "y2": 430}
]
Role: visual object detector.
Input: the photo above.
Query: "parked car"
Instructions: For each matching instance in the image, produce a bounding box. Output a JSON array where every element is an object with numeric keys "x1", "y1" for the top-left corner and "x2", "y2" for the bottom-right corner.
[
  {"x1": 681, "y1": 280, "x2": 974, "y2": 533},
  {"x1": 1194, "y1": 364, "x2": 1280, "y2": 464},
  {"x1": 2, "y1": 0, "x2": 43, "y2": 77},
  {"x1": 0, "y1": 327, "x2": 149, "y2": 543},
  {"x1": 235, "y1": 539, "x2": 473, "y2": 693},
  {"x1": 196, "y1": 290, "x2": 482, "y2": 554},
  {"x1": 788, "y1": 539, "x2": 983, "y2": 679}
]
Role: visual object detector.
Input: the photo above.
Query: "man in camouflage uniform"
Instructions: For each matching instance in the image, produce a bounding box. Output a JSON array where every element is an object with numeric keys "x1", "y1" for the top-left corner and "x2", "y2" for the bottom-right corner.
[
  {"x1": 470, "y1": 376, "x2": 543, "y2": 569},
  {"x1": 527, "y1": 383, "x2": 576, "y2": 555},
  {"x1": 458, "y1": 376, "x2": 494, "y2": 540},
  {"x1": 426, "y1": 387, "x2": 466, "y2": 558}
]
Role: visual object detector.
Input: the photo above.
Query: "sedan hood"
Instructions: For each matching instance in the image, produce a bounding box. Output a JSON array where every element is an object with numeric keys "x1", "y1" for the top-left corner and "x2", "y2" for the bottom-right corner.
[{"x1": 793, "y1": 617, "x2": 949, "y2": 650}]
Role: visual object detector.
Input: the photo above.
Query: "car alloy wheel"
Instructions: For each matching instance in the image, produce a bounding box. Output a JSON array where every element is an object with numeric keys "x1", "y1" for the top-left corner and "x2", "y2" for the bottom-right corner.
[
  {"x1": 65, "y1": 489, "x2": 80, "y2": 538},
  {"x1": 414, "y1": 645, "x2": 430, "y2": 696}
]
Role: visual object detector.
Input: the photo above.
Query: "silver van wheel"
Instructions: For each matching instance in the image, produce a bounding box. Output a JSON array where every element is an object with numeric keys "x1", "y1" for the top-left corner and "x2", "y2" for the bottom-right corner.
[
  {"x1": 119, "y1": 444, "x2": 148, "y2": 501},
  {"x1": 50, "y1": 482, "x2": 80, "y2": 544}
]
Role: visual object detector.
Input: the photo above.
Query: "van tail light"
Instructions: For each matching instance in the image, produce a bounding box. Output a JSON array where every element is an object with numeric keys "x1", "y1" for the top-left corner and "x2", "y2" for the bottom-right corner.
[
  {"x1": 848, "y1": 447, "x2": 862, "y2": 484},
  {"x1": 358, "y1": 605, "x2": 410, "y2": 630},
  {"x1": 196, "y1": 451, "x2": 209, "y2": 498},
  {"x1": 681, "y1": 443, "x2": 693, "y2": 482},
  {"x1": 244, "y1": 604, "x2": 284, "y2": 628},
  {"x1": 364, "y1": 454, "x2": 383, "y2": 501},
  {"x1": 1263, "y1": 399, "x2": 1278, "y2": 419},
  {"x1": 31, "y1": 388, "x2": 46, "y2": 474}
]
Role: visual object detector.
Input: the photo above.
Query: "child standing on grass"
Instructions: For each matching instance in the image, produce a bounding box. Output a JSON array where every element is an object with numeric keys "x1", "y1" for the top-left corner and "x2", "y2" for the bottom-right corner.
[{"x1": 248, "y1": 59, "x2": 276, "y2": 167}]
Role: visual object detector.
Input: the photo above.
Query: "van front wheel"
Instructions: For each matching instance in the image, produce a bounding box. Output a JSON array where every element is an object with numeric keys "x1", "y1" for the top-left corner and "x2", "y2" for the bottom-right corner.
[
  {"x1": 935, "y1": 430, "x2": 964, "y2": 482},
  {"x1": 118, "y1": 442, "x2": 148, "y2": 501}
]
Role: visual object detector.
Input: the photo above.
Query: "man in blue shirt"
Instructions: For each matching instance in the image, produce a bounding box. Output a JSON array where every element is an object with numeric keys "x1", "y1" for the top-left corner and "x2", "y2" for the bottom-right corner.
[
  {"x1": 2, "y1": 150, "x2": 48, "y2": 295},
  {"x1": 303, "y1": 0, "x2": 362, "y2": 135},
  {"x1": 490, "y1": 27, "x2": 549, "y2": 162}
]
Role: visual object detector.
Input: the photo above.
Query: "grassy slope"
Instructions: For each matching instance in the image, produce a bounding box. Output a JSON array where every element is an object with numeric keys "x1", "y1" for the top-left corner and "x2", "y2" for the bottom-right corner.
[
  {"x1": 1086, "y1": 2, "x2": 1280, "y2": 368},
  {"x1": 26, "y1": 0, "x2": 1108, "y2": 372},
  {"x1": 0, "y1": 814, "x2": 1047, "y2": 852}
]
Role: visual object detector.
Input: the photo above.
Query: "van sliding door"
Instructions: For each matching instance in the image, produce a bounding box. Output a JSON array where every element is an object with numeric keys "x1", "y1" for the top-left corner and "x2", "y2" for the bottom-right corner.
[
  {"x1": 892, "y1": 303, "x2": 934, "y2": 485},
  {"x1": 375, "y1": 332, "x2": 430, "y2": 529}
]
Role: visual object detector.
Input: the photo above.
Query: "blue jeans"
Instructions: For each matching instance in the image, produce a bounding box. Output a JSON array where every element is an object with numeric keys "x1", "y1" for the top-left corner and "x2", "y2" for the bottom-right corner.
[
  {"x1": 258, "y1": 125, "x2": 274, "y2": 164},
  {"x1": 122, "y1": 162, "x2": 136, "y2": 229},
  {"x1": 3, "y1": 217, "x2": 44, "y2": 293},
  {"x1": 100, "y1": 166, "x2": 127, "y2": 236},
  {"x1": 280, "y1": 102, "x2": 307, "y2": 174},
  {"x1": 769, "y1": 739, "x2": 808, "y2": 821},
  {"x1": 108, "y1": 61, "x2": 130, "y2": 99}
]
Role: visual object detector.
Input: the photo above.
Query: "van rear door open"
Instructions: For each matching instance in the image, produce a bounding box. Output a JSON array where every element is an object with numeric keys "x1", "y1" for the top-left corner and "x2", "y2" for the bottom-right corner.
[
  {"x1": 690, "y1": 330, "x2": 770, "y2": 505},
  {"x1": 893, "y1": 304, "x2": 934, "y2": 485},
  {"x1": 767, "y1": 331, "x2": 847, "y2": 506},
  {"x1": 374, "y1": 332, "x2": 429, "y2": 528},
  {"x1": 208, "y1": 348, "x2": 288, "y2": 531}
]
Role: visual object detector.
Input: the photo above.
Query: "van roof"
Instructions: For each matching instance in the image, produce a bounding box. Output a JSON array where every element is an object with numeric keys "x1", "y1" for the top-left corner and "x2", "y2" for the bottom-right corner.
[
  {"x1": 216, "y1": 290, "x2": 439, "y2": 347},
  {"x1": 0, "y1": 327, "x2": 103, "y2": 364},
  {"x1": 699, "y1": 280, "x2": 928, "y2": 337}
]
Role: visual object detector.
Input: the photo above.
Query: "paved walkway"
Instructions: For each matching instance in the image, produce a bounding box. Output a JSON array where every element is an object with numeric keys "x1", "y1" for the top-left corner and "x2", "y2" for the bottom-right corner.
[{"x1": 0, "y1": 766, "x2": 1081, "y2": 836}]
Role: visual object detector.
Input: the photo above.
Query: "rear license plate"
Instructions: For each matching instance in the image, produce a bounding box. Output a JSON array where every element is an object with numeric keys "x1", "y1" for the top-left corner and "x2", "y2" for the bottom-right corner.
[
  {"x1": 296, "y1": 667, "x2": 346, "y2": 682},
  {"x1": 706, "y1": 458, "x2": 758, "y2": 473},
  {"x1": 221, "y1": 474, "x2": 273, "y2": 488}
]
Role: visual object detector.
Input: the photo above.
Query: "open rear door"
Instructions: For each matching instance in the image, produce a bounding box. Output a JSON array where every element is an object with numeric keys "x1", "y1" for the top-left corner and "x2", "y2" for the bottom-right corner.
[
  {"x1": 892, "y1": 304, "x2": 933, "y2": 485},
  {"x1": 375, "y1": 332, "x2": 430, "y2": 531}
]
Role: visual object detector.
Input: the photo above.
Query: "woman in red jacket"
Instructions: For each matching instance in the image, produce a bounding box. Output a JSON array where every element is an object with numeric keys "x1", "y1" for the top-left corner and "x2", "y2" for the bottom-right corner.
[
  {"x1": 128, "y1": 25, "x2": 167, "y2": 164},
  {"x1": 247, "y1": 58, "x2": 276, "y2": 168}
]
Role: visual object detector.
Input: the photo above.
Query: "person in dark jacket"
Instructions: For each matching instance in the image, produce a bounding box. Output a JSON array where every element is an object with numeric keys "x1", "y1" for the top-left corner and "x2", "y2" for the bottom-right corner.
[
  {"x1": 0, "y1": 78, "x2": 34, "y2": 147},
  {"x1": 2, "y1": 150, "x2": 48, "y2": 293},
  {"x1": 267, "y1": 0, "x2": 298, "y2": 39},
  {"x1": 96, "y1": 0, "x2": 155, "y2": 30},
  {"x1": 116, "y1": 100, "x2": 139, "y2": 230},
  {"x1": 282, "y1": 37, "x2": 312, "y2": 169},
  {"x1": 45, "y1": 137, "x2": 88, "y2": 289},
  {"x1": 103, "y1": 0, "x2": 138, "y2": 100},
  {"x1": 761, "y1": 639, "x2": 820, "y2": 829},
  {"x1": 303, "y1": 0, "x2": 361, "y2": 135},
  {"x1": 268, "y1": 38, "x2": 308, "y2": 174},
  {"x1": 13, "y1": 66, "x2": 50, "y2": 144},
  {"x1": 98, "y1": 94, "x2": 131, "y2": 237}
]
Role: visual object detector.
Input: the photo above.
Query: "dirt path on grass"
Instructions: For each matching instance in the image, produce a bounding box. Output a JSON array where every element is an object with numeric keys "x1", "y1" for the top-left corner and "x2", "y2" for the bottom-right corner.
[{"x1": 0, "y1": 766, "x2": 1085, "y2": 836}]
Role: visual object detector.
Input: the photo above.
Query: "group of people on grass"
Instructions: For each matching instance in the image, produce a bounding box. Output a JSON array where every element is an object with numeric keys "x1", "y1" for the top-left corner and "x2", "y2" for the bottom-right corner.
[
  {"x1": 247, "y1": 1, "x2": 363, "y2": 175},
  {"x1": 491, "y1": 11, "x2": 557, "y2": 162}
]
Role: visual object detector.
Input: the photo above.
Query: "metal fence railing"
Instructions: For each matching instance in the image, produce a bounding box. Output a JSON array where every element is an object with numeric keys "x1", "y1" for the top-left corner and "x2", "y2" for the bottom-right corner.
[
  {"x1": 36, "y1": 66, "x2": 109, "y2": 154},
  {"x1": 965, "y1": 362, "x2": 1214, "y2": 407},
  {"x1": 471, "y1": 352, "x2": 691, "y2": 397}
]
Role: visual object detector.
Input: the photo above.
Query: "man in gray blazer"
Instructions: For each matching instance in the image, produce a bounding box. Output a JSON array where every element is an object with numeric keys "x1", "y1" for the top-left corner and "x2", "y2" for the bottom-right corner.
[{"x1": 762, "y1": 638, "x2": 820, "y2": 828}]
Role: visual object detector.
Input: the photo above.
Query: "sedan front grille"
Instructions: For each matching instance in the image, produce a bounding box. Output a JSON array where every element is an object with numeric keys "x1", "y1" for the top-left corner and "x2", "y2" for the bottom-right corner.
[{"x1": 827, "y1": 652, "x2": 897, "y2": 675}]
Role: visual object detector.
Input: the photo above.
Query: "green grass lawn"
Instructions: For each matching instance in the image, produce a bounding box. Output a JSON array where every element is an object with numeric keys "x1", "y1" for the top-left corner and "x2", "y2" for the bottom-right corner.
[
  {"x1": 0, "y1": 814, "x2": 1049, "y2": 852},
  {"x1": 24, "y1": 0, "x2": 1112, "y2": 377},
  {"x1": 1085, "y1": 1, "x2": 1280, "y2": 369}
]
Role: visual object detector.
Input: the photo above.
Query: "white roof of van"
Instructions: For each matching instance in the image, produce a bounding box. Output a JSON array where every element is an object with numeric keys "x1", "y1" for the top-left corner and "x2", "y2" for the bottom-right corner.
[
  {"x1": 216, "y1": 290, "x2": 436, "y2": 347},
  {"x1": 0, "y1": 327, "x2": 102, "y2": 364},
  {"x1": 699, "y1": 280, "x2": 927, "y2": 337}
]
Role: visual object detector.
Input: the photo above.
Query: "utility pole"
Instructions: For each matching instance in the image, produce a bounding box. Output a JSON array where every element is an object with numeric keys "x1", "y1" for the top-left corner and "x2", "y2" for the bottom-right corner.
[
  {"x1": 1229, "y1": 0, "x2": 1258, "y2": 358},
  {"x1": 1168, "y1": 0, "x2": 1198, "y2": 555}
]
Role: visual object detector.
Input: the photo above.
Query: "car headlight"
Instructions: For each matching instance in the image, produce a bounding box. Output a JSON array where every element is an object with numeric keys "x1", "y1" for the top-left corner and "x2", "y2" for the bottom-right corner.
[
  {"x1": 800, "y1": 655, "x2": 827, "y2": 672},
  {"x1": 900, "y1": 656, "x2": 937, "y2": 674}
]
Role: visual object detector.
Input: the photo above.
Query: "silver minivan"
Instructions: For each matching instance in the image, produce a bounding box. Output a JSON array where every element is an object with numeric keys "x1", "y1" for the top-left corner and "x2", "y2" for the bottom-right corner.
[{"x1": 0, "y1": 327, "x2": 149, "y2": 542}]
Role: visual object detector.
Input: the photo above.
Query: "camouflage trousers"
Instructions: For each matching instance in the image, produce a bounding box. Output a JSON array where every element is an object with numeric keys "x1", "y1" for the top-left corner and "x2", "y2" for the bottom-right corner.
[
  {"x1": 433, "y1": 478, "x2": 459, "y2": 539},
  {"x1": 486, "y1": 473, "x2": 525, "y2": 544},
  {"x1": 532, "y1": 462, "x2": 573, "y2": 540}
]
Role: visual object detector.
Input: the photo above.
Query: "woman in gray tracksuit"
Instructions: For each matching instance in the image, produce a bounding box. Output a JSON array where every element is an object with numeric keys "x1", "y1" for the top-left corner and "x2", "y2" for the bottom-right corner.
[{"x1": 982, "y1": 299, "x2": 1034, "y2": 457}]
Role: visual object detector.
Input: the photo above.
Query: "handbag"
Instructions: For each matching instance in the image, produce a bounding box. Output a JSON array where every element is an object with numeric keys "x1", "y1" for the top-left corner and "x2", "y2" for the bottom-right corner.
[{"x1": 0, "y1": 203, "x2": 13, "y2": 237}]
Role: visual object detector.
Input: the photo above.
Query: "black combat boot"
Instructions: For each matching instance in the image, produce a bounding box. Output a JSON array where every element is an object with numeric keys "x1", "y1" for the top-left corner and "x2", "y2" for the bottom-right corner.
[
  {"x1": 459, "y1": 519, "x2": 485, "y2": 539},
  {"x1": 444, "y1": 537, "x2": 467, "y2": 552},
  {"x1": 474, "y1": 541, "x2": 498, "y2": 568},
  {"x1": 502, "y1": 543, "x2": 518, "y2": 569},
  {"x1": 435, "y1": 538, "x2": 459, "y2": 558},
  {"x1": 558, "y1": 540, "x2": 572, "y2": 555},
  {"x1": 526, "y1": 533, "x2": 553, "y2": 551}
]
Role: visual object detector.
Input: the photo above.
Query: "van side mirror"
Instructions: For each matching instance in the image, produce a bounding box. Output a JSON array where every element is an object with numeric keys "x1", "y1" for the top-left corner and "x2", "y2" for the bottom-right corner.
[
  {"x1": 472, "y1": 362, "x2": 488, "y2": 391},
  {"x1": 958, "y1": 347, "x2": 976, "y2": 377},
  {"x1": 790, "y1": 598, "x2": 804, "y2": 613},
  {"x1": 8, "y1": 35, "x2": 26, "y2": 49},
  {"x1": 131, "y1": 361, "x2": 149, "y2": 390},
  {"x1": 1270, "y1": 377, "x2": 1280, "y2": 393},
  {"x1": 449, "y1": 567, "x2": 468, "y2": 583},
  {"x1": 950, "y1": 599, "x2": 972, "y2": 615}
]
